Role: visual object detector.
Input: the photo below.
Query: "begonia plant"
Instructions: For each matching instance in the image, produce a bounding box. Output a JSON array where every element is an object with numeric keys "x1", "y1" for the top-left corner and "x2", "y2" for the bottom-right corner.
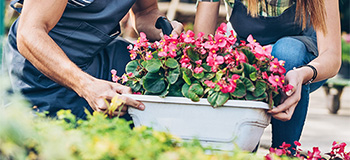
[{"x1": 112, "y1": 23, "x2": 293, "y2": 108}]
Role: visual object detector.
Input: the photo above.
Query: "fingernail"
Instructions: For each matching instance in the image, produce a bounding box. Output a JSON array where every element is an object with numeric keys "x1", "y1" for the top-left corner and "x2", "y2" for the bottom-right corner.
[
  {"x1": 286, "y1": 90, "x2": 293, "y2": 96},
  {"x1": 139, "y1": 104, "x2": 145, "y2": 110}
]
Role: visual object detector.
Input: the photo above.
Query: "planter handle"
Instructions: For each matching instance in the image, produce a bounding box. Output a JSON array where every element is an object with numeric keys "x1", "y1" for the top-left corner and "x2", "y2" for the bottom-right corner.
[{"x1": 155, "y1": 16, "x2": 173, "y2": 36}]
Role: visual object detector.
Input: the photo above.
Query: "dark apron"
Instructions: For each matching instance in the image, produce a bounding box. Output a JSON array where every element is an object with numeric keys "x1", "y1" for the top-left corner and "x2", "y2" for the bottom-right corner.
[
  {"x1": 229, "y1": 0, "x2": 318, "y2": 56},
  {"x1": 5, "y1": 0, "x2": 135, "y2": 118}
]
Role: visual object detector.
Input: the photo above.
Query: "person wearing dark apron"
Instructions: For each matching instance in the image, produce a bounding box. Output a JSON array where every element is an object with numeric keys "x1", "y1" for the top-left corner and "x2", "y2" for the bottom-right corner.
[
  {"x1": 194, "y1": 0, "x2": 341, "y2": 152},
  {"x1": 3, "y1": 0, "x2": 182, "y2": 119}
]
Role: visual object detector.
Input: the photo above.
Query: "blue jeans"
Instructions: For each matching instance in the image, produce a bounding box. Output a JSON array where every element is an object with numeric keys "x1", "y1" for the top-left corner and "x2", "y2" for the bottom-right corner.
[{"x1": 270, "y1": 37, "x2": 326, "y2": 150}]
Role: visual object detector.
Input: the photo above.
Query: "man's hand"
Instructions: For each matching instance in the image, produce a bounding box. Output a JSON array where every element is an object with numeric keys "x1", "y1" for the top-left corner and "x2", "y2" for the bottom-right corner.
[
  {"x1": 131, "y1": 0, "x2": 183, "y2": 41},
  {"x1": 80, "y1": 78, "x2": 145, "y2": 117}
]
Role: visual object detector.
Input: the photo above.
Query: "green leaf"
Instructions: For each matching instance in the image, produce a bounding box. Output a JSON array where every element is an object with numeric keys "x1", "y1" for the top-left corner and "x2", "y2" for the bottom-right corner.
[
  {"x1": 181, "y1": 83, "x2": 191, "y2": 98},
  {"x1": 207, "y1": 91, "x2": 219, "y2": 107},
  {"x1": 167, "y1": 67, "x2": 180, "y2": 84},
  {"x1": 181, "y1": 68, "x2": 193, "y2": 85},
  {"x1": 241, "y1": 77, "x2": 255, "y2": 92},
  {"x1": 126, "y1": 81, "x2": 141, "y2": 93},
  {"x1": 126, "y1": 60, "x2": 141, "y2": 76},
  {"x1": 231, "y1": 80, "x2": 246, "y2": 98},
  {"x1": 182, "y1": 71, "x2": 191, "y2": 85},
  {"x1": 168, "y1": 81, "x2": 184, "y2": 97},
  {"x1": 187, "y1": 49, "x2": 199, "y2": 61},
  {"x1": 142, "y1": 73, "x2": 166, "y2": 93},
  {"x1": 249, "y1": 72, "x2": 257, "y2": 81},
  {"x1": 253, "y1": 80, "x2": 267, "y2": 97},
  {"x1": 207, "y1": 91, "x2": 229, "y2": 108},
  {"x1": 144, "y1": 59, "x2": 162, "y2": 73},
  {"x1": 203, "y1": 73, "x2": 216, "y2": 80},
  {"x1": 159, "y1": 84, "x2": 170, "y2": 98},
  {"x1": 188, "y1": 91, "x2": 200, "y2": 102},
  {"x1": 242, "y1": 49, "x2": 256, "y2": 64},
  {"x1": 202, "y1": 63, "x2": 211, "y2": 72},
  {"x1": 165, "y1": 58, "x2": 179, "y2": 69},
  {"x1": 243, "y1": 63, "x2": 257, "y2": 78},
  {"x1": 193, "y1": 72, "x2": 204, "y2": 79},
  {"x1": 189, "y1": 83, "x2": 204, "y2": 97},
  {"x1": 215, "y1": 70, "x2": 224, "y2": 81},
  {"x1": 246, "y1": 92, "x2": 267, "y2": 101}
]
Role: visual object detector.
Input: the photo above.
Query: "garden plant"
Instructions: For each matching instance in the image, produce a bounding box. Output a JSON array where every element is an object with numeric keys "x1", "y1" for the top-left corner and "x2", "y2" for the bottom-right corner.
[{"x1": 114, "y1": 23, "x2": 293, "y2": 108}]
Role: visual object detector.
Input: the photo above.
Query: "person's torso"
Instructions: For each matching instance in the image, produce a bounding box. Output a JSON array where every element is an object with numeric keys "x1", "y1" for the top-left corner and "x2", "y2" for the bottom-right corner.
[{"x1": 8, "y1": 0, "x2": 136, "y2": 66}]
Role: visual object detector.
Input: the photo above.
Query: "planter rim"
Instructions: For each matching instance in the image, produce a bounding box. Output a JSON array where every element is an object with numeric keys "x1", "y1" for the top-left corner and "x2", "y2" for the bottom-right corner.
[{"x1": 124, "y1": 94, "x2": 270, "y2": 110}]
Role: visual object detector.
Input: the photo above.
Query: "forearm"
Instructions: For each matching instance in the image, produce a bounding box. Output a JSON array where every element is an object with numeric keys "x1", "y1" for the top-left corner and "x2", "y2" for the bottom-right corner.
[
  {"x1": 17, "y1": 28, "x2": 94, "y2": 97},
  {"x1": 131, "y1": 0, "x2": 163, "y2": 41},
  {"x1": 307, "y1": 0, "x2": 341, "y2": 83},
  {"x1": 194, "y1": 2, "x2": 220, "y2": 36}
]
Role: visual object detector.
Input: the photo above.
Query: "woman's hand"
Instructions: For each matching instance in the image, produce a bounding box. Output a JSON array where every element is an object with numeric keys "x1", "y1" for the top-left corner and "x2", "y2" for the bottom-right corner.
[
  {"x1": 80, "y1": 78, "x2": 145, "y2": 117},
  {"x1": 267, "y1": 67, "x2": 312, "y2": 121}
]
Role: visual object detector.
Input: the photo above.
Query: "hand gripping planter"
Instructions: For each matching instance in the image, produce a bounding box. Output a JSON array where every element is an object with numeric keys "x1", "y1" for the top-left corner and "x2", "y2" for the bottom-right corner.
[{"x1": 126, "y1": 94, "x2": 271, "y2": 152}]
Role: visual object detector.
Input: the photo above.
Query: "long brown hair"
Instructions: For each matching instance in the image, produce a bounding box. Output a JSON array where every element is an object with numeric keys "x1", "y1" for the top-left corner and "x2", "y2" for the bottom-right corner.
[{"x1": 246, "y1": 0, "x2": 327, "y2": 34}]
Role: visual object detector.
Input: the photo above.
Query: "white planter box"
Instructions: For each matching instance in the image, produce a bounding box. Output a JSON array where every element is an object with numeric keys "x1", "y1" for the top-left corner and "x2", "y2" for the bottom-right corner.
[{"x1": 126, "y1": 94, "x2": 271, "y2": 152}]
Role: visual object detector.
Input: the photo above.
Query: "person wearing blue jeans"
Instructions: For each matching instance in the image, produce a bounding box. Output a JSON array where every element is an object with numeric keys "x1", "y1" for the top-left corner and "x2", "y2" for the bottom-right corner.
[{"x1": 194, "y1": 0, "x2": 341, "y2": 152}]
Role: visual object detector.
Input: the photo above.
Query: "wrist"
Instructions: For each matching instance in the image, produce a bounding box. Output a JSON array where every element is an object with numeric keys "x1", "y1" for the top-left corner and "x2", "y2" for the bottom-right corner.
[
  {"x1": 293, "y1": 64, "x2": 318, "y2": 84},
  {"x1": 72, "y1": 73, "x2": 96, "y2": 98}
]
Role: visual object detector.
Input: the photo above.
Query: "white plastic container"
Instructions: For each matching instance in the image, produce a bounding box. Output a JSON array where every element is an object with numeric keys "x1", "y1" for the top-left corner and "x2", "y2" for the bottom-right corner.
[{"x1": 126, "y1": 94, "x2": 271, "y2": 152}]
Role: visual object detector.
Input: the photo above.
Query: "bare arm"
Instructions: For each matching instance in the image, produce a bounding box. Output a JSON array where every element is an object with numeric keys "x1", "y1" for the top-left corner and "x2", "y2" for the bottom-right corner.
[
  {"x1": 131, "y1": 0, "x2": 183, "y2": 41},
  {"x1": 194, "y1": 1, "x2": 220, "y2": 36},
  {"x1": 17, "y1": 0, "x2": 144, "y2": 115},
  {"x1": 269, "y1": 0, "x2": 341, "y2": 121}
]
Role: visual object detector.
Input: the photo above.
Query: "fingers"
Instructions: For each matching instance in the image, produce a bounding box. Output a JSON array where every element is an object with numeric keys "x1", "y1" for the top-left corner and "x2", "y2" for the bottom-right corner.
[
  {"x1": 111, "y1": 82, "x2": 132, "y2": 94},
  {"x1": 270, "y1": 104, "x2": 297, "y2": 121},
  {"x1": 170, "y1": 20, "x2": 184, "y2": 36},
  {"x1": 118, "y1": 95, "x2": 145, "y2": 111}
]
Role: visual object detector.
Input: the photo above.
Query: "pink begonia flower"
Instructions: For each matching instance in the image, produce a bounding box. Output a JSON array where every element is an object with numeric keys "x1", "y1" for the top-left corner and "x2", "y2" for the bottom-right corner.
[
  {"x1": 224, "y1": 54, "x2": 234, "y2": 65},
  {"x1": 134, "y1": 32, "x2": 149, "y2": 49},
  {"x1": 216, "y1": 23, "x2": 227, "y2": 35},
  {"x1": 204, "y1": 80, "x2": 216, "y2": 89},
  {"x1": 180, "y1": 56, "x2": 190, "y2": 67},
  {"x1": 275, "y1": 149, "x2": 284, "y2": 156},
  {"x1": 234, "y1": 51, "x2": 247, "y2": 64},
  {"x1": 164, "y1": 33, "x2": 179, "y2": 45},
  {"x1": 195, "y1": 60, "x2": 202, "y2": 65},
  {"x1": 158, "y1": 48, "x2": 168, "y2": 57},
  {"x1": 262, "y1": 72, "x2": 268, "y2": 79},
  {"x1": 269, "y1": 58, "x2": 286, "y2": 74},
  {"x1": 133, "y1": 92, "x2": 141, "y2": 95},
  {"x1": 127, "y1": 72, "x2": 134, "y2": 77},
  {"x1": 342, "y1": 33, "x2": 350, "y2": 43},
  {"x1": 181, "y1": 30, "x2": 195, "y2": 44},
  {"x1": 226, "y1": 32, "x2": 237, "y2": 45},
  {"x1": 129, "y1": 50, "x2": 137, "y2": 60},
  {"x1": 255, "y1": 45, "x2": 272, "y2": 60},
  {"x1": 307, "y1": 147, "x2": 322, "y2": 160},
  {"x1": 246, "y1": 34, "x2": 260, "y2": 50},
  {"x1": 211, "y1": 65, "x2": 219, "y2": 73},
  {"x1": 207, "y1": 54, "x2": 224, "y2": 66},
  {"x1": 194, "y1": 67, "x2": 204, "y2": 74},
  {"x1": 294, "y1": 141, "x2": 302, "y2": 147},
  {"x1": 121, "y1": 75, "x2": 128, "y2": 83},
  {"x1": 284, "y1": 84, "x2": 294, "y2": 92},
  {"x1": 200, "y1": 48, "x2": 207, "y2": 55},
  {"x1": 214, "y1": 33, "x2": 227, "y2": 48},
  {"x1": 217, "y1": 77, "x2": 238, "y2": 94},
  {"x1": 145, "y1": 51, "x2": 153, "y2": 60},
  {"x1": 268, "y1": 74, "x2": 284, "y2": 89},
  {"x1": 168, "y1": 43, "x2": 178, "y2": 58},
  {"x1": 111, "y1": 69, "x2": 119, "y2": 82}
]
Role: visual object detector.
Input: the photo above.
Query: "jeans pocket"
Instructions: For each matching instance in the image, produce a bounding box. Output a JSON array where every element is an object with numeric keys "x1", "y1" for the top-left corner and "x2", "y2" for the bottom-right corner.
[{"x1": 51, "y1": 21, "x2": 115, "y2": 68}]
